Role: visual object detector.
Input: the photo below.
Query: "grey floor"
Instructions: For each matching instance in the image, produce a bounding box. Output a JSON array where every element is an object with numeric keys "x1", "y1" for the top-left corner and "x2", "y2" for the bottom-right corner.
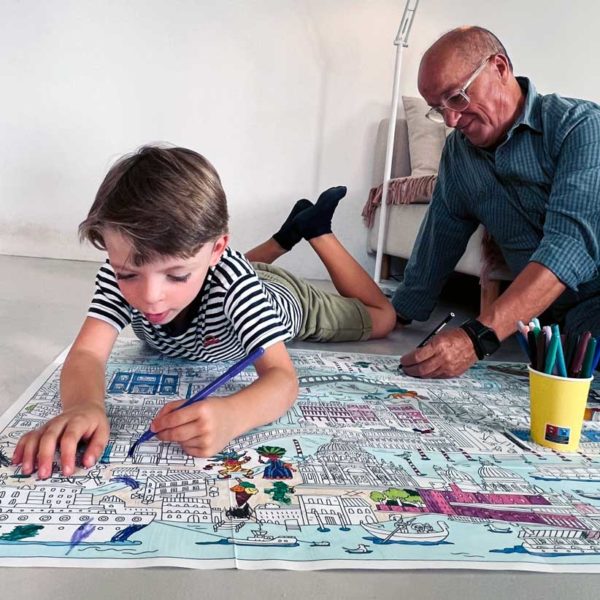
[{"x1": 1, "y1": 254, "x2": 598, "y2": 599}]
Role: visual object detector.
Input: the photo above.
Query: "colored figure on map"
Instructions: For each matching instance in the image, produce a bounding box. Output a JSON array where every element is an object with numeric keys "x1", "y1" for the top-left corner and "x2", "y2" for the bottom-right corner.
[
  {"x1": 205, "y1": 450, "x2": 254, "y2": 479},
  {"x1": 386, "y1": 387, "x2": 425, "y2": 400},
  {"x1": 265, "y1": 481, "x2": 296, "y2": 504},
  {"x1": 225, "y1": 480, "x2": 258, "y2": 519},
  {"x1": 231, "y1": 480, "x2": 258, "y2": 506},
  {"x1": 257, "y1": 446, "x2": 295, "y2": 479}
]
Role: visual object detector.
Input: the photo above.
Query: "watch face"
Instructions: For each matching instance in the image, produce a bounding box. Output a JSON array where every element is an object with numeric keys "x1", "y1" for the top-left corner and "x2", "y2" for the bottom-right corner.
[
  {"x1": 461, "y1": 320, "x2": 500, "y2": 358},
  {"x1": 480, "y1": 330, "x2": 501, "y2": 356}
]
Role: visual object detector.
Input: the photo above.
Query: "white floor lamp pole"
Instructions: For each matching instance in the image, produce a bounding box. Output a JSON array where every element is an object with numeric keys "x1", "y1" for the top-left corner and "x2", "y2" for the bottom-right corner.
[{"x1": 374, "y1": 0, "x2": 419, "y2": 285}]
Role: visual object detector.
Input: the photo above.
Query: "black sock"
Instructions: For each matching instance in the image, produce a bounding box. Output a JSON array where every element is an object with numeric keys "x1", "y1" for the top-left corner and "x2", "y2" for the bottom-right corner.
[
  {"x1": 272, "y1": 198, "x2": 313, "y2": 250},
  {"x1": 292, "y1": 186, "x2": 347, "y2": 240}
]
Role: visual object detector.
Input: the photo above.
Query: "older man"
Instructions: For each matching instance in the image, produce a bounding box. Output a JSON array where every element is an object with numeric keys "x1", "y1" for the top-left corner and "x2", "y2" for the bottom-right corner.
[{"x1": 395, "y1": 26, "x2": 600, "y2": 378}]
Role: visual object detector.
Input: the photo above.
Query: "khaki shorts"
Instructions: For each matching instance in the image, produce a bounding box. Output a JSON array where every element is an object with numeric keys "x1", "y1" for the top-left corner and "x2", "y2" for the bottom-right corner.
[{"x1": 252, "y1": 261, "x2": 372, "y2": 343}]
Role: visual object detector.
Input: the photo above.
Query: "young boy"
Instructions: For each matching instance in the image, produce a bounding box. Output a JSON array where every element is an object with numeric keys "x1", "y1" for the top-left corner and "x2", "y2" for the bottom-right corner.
[{"x1": 12, "y1": 145, "x2": 396, "y2": 479}]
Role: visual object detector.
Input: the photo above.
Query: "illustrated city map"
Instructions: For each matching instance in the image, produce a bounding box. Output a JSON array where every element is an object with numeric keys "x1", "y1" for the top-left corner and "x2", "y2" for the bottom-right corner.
[{"x1": 1, "y1": 338, "x2": 600, "y2": 571}]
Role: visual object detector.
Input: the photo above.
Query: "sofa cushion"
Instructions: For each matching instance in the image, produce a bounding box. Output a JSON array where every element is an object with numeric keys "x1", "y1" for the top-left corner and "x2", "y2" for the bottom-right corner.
[{"x1": 403, "y1": 95, "x2": 449, "y2": 177}]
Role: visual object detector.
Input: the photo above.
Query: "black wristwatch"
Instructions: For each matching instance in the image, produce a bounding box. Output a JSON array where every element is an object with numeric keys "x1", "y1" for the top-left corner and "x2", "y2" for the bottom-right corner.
[{"x1": 460, "y1": 319, "x2": 501, "y2": 360}]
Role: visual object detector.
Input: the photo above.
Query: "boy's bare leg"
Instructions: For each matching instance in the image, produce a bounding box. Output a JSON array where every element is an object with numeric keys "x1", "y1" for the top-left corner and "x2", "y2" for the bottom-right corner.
[
  {"x1": 290, "y1": 186, "x2": 395, "y2": 339},
  {"x1": 245, "y1": 198, "x2": 313, "y2": 264},
  {"x1": 245, "y1": 239, "x2": 287, "y2": 263},
  {"x1": 308, "y1": 234, "x2": 396, "y2": 339}
]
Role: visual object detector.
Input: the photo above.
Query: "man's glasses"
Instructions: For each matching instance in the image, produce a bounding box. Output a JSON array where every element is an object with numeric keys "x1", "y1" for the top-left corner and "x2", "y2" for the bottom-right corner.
[{"x1": 425, "y1": 55, "x2": 494, "y2": 123}]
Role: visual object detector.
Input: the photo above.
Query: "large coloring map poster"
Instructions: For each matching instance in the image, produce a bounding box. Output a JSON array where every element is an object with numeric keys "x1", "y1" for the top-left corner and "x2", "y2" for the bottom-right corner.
[{"x1": 1, "y1": 339, "x2": 600, "y2": 571}]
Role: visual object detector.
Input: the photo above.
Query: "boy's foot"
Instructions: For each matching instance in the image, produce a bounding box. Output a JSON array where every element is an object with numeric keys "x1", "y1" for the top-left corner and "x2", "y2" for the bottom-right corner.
[
  {"x1": 293, "y1": 186, "x2": 347, "y2": 240},
  {"x1": 272, "y1": 198, "x2": 313, "y2": 251}
]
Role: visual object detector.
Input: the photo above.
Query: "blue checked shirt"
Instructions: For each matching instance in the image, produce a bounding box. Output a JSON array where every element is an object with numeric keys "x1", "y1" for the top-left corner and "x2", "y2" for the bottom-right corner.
[{"x1": 392, "y1": 78, "x2": 600, "y2": 321}]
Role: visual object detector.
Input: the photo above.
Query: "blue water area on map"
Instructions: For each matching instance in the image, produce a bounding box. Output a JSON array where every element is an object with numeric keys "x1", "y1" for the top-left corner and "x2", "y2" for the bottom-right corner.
[
  {"x1": 490, "y1": 544, "x2": 594, "y2": 558},
  {"x1": 490, "y1": 545, "x2": 528, "y2": 555},
  {"x1": 364, "y1": 536, "x2": 453, "y2": 546},
  {"x1": 3, "y1": 519, "x2": 599, "y2": 565}
]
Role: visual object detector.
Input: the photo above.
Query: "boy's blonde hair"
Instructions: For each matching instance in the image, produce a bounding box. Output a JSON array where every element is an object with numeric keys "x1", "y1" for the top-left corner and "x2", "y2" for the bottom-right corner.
[{"x1": 80, "y1": 145, "x2": 229, "y2": 265}]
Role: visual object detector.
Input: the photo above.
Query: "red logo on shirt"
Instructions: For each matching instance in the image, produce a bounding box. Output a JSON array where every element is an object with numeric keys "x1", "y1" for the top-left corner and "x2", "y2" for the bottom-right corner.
[{"x1": 203, "y1": 336, "x2": 220, "y2": 347}]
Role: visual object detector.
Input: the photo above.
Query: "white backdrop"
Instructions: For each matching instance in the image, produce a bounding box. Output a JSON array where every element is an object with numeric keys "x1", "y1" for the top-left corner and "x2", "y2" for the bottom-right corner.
[{"x1": 0, "y1": 0, "x2": 598, "y2": 279}]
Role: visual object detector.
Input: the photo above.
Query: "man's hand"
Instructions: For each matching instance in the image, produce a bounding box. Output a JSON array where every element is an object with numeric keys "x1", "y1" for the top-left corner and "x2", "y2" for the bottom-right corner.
[{"x1": 401, "y1": 328, "x2": 478, "y2": 378}]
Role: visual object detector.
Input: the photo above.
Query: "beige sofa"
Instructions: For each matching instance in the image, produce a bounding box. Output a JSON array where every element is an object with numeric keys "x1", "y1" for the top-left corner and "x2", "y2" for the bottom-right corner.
[{"x1": 366, "y1": 117, "x2": 511, "y2": 310}]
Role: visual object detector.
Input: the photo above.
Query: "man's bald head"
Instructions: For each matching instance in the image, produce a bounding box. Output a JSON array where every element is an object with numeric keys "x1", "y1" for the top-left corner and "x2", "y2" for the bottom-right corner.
[
  {"x1": 418, "y1": 26, "x2": 523, "y2": 149},
  {"x1": 421, "y1": 26, "x2": 512, "y2": 76}
]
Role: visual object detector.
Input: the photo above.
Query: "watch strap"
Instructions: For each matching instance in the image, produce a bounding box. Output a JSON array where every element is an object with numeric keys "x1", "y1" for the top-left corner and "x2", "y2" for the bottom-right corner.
[{"x1": 460, "y1": 320, "x2": 485, "y2": 359}]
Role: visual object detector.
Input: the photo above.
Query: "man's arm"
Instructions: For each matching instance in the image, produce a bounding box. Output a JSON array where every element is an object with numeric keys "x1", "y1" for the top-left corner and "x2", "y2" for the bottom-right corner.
[
  {"x1": 479, "y1": 262, "x2": 565, "y2": 338},
  {"x1": 392, "y1": 145, "x2": 478, "y2": 322},
  {"x1": 401, "y1": 262, "x2": 565, "y2": 378},
  {"x1": 403, "y1": 104, "x2": 600, "y2": 378}
]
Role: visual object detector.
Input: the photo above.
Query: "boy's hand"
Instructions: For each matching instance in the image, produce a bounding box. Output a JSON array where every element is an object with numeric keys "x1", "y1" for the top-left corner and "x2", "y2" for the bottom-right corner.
[
  {"x1": 11, "y1": 405, "x2": 109, "y2": 480},
  {"x1": 152, "y1": 397, "x2": 238, "y2": 458}
]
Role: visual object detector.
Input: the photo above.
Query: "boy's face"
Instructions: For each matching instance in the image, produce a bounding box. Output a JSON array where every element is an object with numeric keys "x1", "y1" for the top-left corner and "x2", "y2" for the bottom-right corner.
[{"x1": 103, "y1": 229, "x2": 229, "y2": 326}]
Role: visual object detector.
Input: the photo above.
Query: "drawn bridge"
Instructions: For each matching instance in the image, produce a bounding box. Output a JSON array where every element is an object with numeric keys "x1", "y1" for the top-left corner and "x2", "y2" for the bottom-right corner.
[
  {"x1": 298, "y1": 374, "x2": 390, "y2": 388},
  {"x1": 228, "y1": 425, "x2": 344, "y2": 450}
]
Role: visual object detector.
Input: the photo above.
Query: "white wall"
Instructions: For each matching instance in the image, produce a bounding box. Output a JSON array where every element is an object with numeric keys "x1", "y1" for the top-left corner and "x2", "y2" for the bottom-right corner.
[{"x1": 1, "y1": 0, "x2": 599, "y2": 279}]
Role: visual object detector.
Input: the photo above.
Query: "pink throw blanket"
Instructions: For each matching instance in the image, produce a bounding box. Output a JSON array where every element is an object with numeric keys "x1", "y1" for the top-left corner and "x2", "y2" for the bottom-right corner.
[{"x1": 361, "y1": 175, "x2": 437, "y2": 227}]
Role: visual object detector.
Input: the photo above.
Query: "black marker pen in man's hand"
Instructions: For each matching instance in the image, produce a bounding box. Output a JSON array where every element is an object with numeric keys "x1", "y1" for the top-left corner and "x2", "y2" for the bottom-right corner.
[{"x1": 398, "y1": 312, "x2": 456, "y2": 370}]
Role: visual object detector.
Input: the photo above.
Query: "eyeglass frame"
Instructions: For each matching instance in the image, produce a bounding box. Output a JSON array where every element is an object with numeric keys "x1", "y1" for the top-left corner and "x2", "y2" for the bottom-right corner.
[{"x1": 425, "y1": 54, "x2": 495, "y2": 123}]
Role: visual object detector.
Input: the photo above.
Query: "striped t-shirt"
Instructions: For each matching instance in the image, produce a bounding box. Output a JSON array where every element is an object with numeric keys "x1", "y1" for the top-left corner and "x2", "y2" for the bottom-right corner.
[{"x1": 87, "y1": 247, "x2": 302, "y2": 361}]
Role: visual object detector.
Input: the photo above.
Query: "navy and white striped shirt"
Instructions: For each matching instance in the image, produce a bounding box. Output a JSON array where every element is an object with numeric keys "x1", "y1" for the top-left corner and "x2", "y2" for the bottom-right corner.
[
  {"x1": 88, "y1": 247, "x2": 302, "y2": 361},
  {"x1": 393, "y1": 77, "x2": 600, "y2": 321}
]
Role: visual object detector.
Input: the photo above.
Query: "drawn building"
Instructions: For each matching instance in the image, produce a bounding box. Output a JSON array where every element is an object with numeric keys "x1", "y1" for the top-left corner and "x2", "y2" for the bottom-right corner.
[
  {"x1": 143, "y1": 471, "x2": 212, "y2": 503},
  {"x1": 297, "y1": 401, "x2": 354, "y2": 424},
  {"x1": 161, "y1": 497, "x2": 213, "y2": 523},
  {"x1": 107, "y1": 370, "x2": 180, "y2": 395},
  {"x1": 254, "y1": 503, "x2": 302, "y2": 527},
  {"x1": 298, "y1": 494, "x2": 376, "y2": 527},
  {"x1": 414, "y1": 464, "x2": 595, "y2": 529},
  {"x1": 298, "y1": 437, "x2": 416, "y2": 488},
  {"x1": 111, "y1": 466, "x2": 169, "y2": 482},
  {"x1": 386, "y1": 403, "x2": 432, "y2": 430},
  {"x1": 101, "y1": 435, "x2": 195, "y2": 467},
  {"x1": 345, "y1": 404, "x2": 378, "y2": 424}
]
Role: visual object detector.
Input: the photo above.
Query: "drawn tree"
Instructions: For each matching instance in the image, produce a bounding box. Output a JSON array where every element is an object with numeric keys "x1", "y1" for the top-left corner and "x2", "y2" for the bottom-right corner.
[
  {"x1": 371, "y1": 488, "x2": 424, "y2": 507},
  {"x1": 394, "y1": 489, "x2": 424, "y2": 506},
  {"x1": 369, "y1": 491, "x2": 386, "y2": 504},
  {"x1": 383, "y1": 488, "x2": 405, "y2": 505}
]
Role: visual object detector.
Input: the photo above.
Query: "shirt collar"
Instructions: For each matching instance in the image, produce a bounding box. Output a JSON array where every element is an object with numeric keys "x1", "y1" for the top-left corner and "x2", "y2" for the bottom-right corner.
[{"x1": 508, "y1": 76, "x2": 543, "y2": 135}]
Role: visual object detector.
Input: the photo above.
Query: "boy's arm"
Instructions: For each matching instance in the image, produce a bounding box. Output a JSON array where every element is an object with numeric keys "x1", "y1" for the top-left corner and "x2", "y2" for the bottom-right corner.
[
  {"x1": 223, "y1": 341, "x2": 299, "y2": 434},
  {"x1": 13, "y1": 317, "x2": 118, "y2": 478},
  {"x1": 61, "y1": 317, "x2": 119, "y2": 409},
  {"x1": 152, "y1": 341, "x2": 298, "y2": 457}
]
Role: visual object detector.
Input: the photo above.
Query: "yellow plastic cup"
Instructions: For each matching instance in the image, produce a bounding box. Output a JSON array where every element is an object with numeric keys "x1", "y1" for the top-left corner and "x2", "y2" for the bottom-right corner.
[{"x1": 528, "y1": 366, "x2": 592, "y2": 451}]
